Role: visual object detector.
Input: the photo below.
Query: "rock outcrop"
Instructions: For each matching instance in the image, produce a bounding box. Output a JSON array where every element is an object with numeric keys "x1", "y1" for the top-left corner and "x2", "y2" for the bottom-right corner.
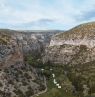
[
  {"x1": 2, "y1": 21, "x2": 95, "y2": 97},
  {"x1": 0, "y1": 29, "x2": 59, "y2": 97},
  {"x1": 43, "y1": 22, "x2": 95, "y2": 64},
  {"x1": 0, "y1": 29, "x2": 60, "y2": 97},
  {"x1": 43, "y1": 22, "x2": 95, "y2": 96}
]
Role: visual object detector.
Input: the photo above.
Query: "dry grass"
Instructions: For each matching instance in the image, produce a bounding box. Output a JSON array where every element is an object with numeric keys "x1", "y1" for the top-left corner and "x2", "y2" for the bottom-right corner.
[{"x1": 56, "y1": 22, "x2": 95, "y2": 40}]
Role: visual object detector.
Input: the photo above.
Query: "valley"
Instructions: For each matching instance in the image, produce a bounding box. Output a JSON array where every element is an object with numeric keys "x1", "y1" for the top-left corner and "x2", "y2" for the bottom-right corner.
[
  {"x1": 0, "y1": 22, "x2": 95, "y2": 97},
  {"x1": 34, "y1": 65, "x2": 76, "y2": 97}
]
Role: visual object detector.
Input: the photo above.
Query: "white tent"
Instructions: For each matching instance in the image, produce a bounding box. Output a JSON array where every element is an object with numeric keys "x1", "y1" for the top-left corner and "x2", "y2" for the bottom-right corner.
[
  {"x1": 58, "y1": 86, "x2": 61, "y2": 88},
  {"x1": 53, "y1": 79, "x2": 57, "y2": 84},
  {"x1": 52, "y1": 74, "x2": 55, "y2": 78},
  {"x1": 41, "y1": 69, "x2": 44, "y2": 71}
]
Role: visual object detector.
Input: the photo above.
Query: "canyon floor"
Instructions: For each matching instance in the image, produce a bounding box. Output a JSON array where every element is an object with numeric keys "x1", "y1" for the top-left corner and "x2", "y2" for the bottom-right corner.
[
  {"x1": 1, "y1": 22, "x2": 95, "y2": 97},
  {"x1": 32, "y1": 63, "x2": 80, "y2": 97}
]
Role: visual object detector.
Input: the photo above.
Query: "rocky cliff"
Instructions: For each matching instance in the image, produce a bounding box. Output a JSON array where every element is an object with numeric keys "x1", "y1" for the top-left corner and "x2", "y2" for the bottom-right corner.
[
  {"x1": 44, "y1": 22, "x2": 95, "y2": 64},
  {"x1": 1, "y1": 22, "x2": 95, "y2": 97},
  {"x1": 0, "y1": 30, "x2": 23, "y2": 68},
  {"x1": 0, "y1": 29, "x2": 59, "y2": 97},
  {"x1": 43, "y1": 22, "x2": 95, "y2": 96}
]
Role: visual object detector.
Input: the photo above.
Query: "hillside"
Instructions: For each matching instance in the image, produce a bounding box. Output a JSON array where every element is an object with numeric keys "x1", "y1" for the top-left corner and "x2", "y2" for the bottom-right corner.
[
  {"x1": 43, "y1": 22, "x2": 95, "y2": 97},
  {"x1": 0, "y1": 30, "x2": 43, "y2": 97},
  {"x1": 1, "y1": 22, "x2": 95, "y2": 97},
  {"x1": 44, "y1": 22, "x2": 95, "y2": 64},
  {"x1": 50, "y1": 22, "x2": 95, "y2": 48},
  {"x1": 55, "y1": 22, "x2": 95, "y2": 39},
  {"x1": 0, "y1": 29, "x2": 60, "y2": 97}
]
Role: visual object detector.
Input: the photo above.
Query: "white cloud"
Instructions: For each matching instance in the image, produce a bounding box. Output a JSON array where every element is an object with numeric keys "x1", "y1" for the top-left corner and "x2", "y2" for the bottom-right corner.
[{"x1": 0, "y1": 0, "x2": 95, "y2": 30}]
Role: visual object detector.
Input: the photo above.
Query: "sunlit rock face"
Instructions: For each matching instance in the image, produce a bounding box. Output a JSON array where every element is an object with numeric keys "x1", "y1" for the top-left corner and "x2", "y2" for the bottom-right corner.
[
  {"x1": 43, "y1": 22, "x2": 95, "y2": 64},
  {"x1": 43, "y1": 22, "x2": 95, "y2": 96},
  {"x1": 50, "y1": 38, "x2": 95, "y2": 48}
]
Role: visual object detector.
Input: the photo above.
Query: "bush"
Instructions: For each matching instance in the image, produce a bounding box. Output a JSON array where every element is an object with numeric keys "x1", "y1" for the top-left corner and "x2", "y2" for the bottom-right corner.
[
  {"x1": 13, "y1": 89, "x2": 25, "y2": 97},
  {"x1": 43, "y1": 70, "x2": 51, "y2": 78},
  {"x1": 25, "y1": 88, "x2": 34, "y2": 97},
  {"x1": 24, "y1": 55, "x2": 37, "y2": 66},
  {"x1": 0, "y1": 82, "x2": 3, "y2": 87}
]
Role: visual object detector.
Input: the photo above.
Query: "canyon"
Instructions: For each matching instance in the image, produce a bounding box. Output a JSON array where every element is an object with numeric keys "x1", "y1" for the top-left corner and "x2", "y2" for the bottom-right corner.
[
  {"x1": 0, "y1": 29, "x2": 60, "y2": 97},
  {"x1": 0, "y1": 22, "x2": 95, "y2": 97}
]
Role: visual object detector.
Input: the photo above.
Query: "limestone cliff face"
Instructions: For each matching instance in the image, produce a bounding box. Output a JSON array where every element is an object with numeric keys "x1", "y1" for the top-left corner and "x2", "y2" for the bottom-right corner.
[
  {"x1": 0, "y1": 29, "x2": 58, "y2": 68},
  {"x1": 43, "y1": 22, "x2": 95, "y2": 96},
  {"x1": 0, "y1": 31, "x2": 23, "y2": 68},
  {"x1": 12, "y1": 31, "x2": 58, "y2": 57},
  {"x1": 43, "y1": 22, "x2": 95, "y2": 65},
  {"x1": 0, "y1": 30, "x2": 48, "y2": 97},
  {"x1": 0, "y1": 29, "x2": 59, "y2": 97}
]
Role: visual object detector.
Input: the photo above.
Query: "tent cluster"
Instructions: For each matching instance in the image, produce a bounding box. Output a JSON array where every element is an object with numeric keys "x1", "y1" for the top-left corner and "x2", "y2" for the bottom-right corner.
[
  {"x1": 41, "y1": 68, "x2": 62, "y2": 89},
  {"x1": 52, "y1": 73, "x2": 61, "y2": 89}
]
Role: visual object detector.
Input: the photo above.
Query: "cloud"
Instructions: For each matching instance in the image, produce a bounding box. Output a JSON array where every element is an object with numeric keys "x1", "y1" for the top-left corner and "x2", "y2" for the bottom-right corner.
[
  {"x1": 7, "y1": 19, "x2": 64, "y2": 30},
  {"x1": 76, "y1": 10, "x2": 95, "y2": 21},
  {"x1": 0, "y1": 0, "x2": 95, "y2": 30}
]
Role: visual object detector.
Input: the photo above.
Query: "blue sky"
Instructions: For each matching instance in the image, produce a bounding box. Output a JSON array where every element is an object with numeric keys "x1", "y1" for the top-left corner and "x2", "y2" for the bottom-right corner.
[{"x1": 0, "y1": 0, "x2": 95, "y2": 30}]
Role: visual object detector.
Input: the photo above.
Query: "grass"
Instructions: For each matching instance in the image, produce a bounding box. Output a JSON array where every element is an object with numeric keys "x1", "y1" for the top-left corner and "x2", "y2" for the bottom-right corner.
[
  {"x1": 25, "y1": 55, "x2": 95, "y2": 97},
  {"x1": 0, "y1": 34, "x2": 11, "y2": 44},
  {"x1": 55, "y1": 22, "x2": 95, "y2": 40},
  {"x1": 34, "y1": 66, "x2": 76, "y2": 97}
]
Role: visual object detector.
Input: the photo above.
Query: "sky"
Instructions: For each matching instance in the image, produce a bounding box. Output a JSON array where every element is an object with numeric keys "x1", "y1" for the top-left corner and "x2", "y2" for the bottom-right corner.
[{"x1": 0, "y1": 0, "x2": 95, "y2": 30}]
